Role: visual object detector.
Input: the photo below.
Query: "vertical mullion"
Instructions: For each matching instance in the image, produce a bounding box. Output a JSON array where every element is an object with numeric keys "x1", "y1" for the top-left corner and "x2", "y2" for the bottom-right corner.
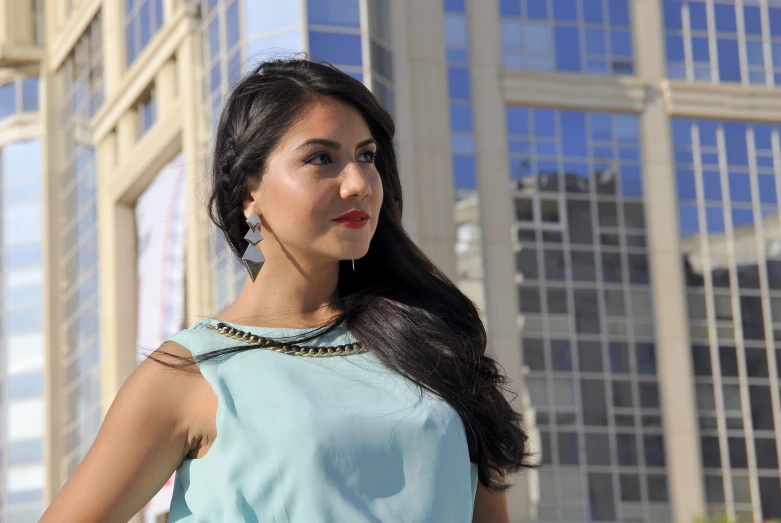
[{"x1": 691, "y1": 120, "x2": 735, "y2": 515}]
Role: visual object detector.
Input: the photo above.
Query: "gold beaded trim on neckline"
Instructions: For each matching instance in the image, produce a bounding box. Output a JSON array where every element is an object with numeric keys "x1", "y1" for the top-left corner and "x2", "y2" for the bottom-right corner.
[{"x1": 205, "y1": 322, "x2": 366, "y2": 357}]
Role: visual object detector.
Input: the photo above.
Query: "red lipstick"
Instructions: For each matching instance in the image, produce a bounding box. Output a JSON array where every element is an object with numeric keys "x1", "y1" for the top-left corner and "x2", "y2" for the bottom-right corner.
[{"x1": 333, "y1": 209, "x2": 370, "y2": 229}]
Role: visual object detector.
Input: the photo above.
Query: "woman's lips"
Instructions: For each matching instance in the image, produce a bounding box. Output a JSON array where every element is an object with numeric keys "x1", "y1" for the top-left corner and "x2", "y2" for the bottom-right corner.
[{"x1": 333, "y1": 217, "x2": 368, "y2": 228}]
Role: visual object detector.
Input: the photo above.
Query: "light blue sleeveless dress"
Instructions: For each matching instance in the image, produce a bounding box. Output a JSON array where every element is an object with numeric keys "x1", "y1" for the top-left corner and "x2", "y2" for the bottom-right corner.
[{"x1": 165, "y1": 318, "x2": 479, "y2": 522}]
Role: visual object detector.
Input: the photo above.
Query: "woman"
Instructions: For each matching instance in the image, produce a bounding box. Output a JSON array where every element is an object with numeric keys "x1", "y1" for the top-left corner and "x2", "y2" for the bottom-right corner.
[{"x1": 41, "y1": 58, "x2": 532, "y2": 523}]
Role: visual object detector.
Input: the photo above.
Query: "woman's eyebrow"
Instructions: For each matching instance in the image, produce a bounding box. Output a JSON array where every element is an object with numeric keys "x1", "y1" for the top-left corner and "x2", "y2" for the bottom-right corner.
[{"x1": 295, "y1": 137, "x2": 376, "y2": 151}]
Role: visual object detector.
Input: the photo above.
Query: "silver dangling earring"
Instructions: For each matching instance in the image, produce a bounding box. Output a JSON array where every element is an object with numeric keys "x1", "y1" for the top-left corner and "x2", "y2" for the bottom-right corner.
[
  {"x1": 242, "y1": 211, "x2": 265, "y2": 282},
  {"x1": 352, "y1": 259, "x2": 355, "y2": 272}
]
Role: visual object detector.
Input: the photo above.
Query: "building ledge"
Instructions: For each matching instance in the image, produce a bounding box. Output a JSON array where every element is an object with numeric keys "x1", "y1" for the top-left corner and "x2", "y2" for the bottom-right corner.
[
  {"x1": 662, "y1": 80, "x2": 781, "y2": 122},
  {"x1": 0, "y1": 113, "x2": 42, "y2": 143},
  {"x1": 0, "y1": 43, "x2": 43, "y2": 67},
  {"x1": 501, "y1": 69, "x2": 647, "y2": 112}
]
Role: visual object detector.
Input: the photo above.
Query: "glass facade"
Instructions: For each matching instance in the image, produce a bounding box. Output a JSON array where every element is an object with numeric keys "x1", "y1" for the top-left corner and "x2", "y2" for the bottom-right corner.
[
  {"x1": 126, "y1": 0, "x2": 165, "y2": 66},
  {"x1": 445, "y1": 0, "x2": 486, "y2": 308},
  {"x1": 510, "y1": 107, "x2": 670, "y2": 522},
  {"x1": 499, "y1": 0, "x2": 633, "y2": 74},
  {"x1": 56, "y1": 12, "x2": 104, "y2": 478},
  {"x1": 1, "y1": 139, "x2": 45, "y2": 522},
  {"x1": 664, "y1": 0, "x2": 781, "y2": 85},
  {"x1": 674, "y1": 117, "x2": 781, "y2": 520}
]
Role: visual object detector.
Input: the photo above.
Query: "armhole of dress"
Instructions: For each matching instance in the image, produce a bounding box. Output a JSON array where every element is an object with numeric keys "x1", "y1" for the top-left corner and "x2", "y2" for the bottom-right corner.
[{"x1": 162, "y1": 321, "x2": 209, "y2": 360}]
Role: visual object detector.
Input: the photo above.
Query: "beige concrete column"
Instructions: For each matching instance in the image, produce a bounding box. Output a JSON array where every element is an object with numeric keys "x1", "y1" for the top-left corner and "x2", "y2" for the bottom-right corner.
[
  {"x1": 96, "y1": 134, "x2": 139, "y2": 417},
  {"x1": 465, "y1": 1, "x2": 530, "y2": 521},
  {"x1": 101, "y1": 0, "x2": 124, "y2": 99},
  {"x1": 389, "y1": 0, "x2": 457, "y2": 278},
  {"x1": 634, "y1": 0, "x2": 706, "y2": 520},
  {"x1": 41, "y1": 60, "x2": 65, "y2": 504},
  {"x1": 178, "y1": 19, "x2": 213, "y2": 323},
  {"x1": 155, "y1": 58, "x2": 177, "y2": 118},
  {"x1": 117, "y1": 109, "x2": 137, "y2": 165}
]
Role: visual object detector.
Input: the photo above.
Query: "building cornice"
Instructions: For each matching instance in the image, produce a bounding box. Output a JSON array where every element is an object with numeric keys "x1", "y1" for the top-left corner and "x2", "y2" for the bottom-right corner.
[
  {"x1": 501, "y1": 69, "x2": 647, "y2": 113},
  {"x1": 661, "y1": 80, "x2": 781, "y2": 122}
]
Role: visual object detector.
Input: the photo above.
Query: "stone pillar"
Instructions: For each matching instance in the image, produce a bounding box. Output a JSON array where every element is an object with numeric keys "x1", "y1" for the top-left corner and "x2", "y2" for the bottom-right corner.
[
  {"x1": 466, "y1": 0, "x2": 530, "y2": 521},
  {"x1": 634, "y1": 0, "x2": 706, "y2": 520}
]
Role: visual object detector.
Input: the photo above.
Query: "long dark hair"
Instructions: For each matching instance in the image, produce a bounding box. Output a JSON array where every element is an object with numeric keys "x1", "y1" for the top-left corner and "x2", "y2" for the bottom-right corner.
[{"x1": 155, "y1": 57, "x2": 533, "y2": 490}]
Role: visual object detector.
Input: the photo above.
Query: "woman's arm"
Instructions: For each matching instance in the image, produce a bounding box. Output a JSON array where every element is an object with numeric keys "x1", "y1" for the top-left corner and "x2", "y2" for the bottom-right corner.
[
  {"x1": 39, "y1": 342, "x2": 200, "y2": 523},
  {"x1": 472, "y1": 470, "x2": 511, "y2": 523}
]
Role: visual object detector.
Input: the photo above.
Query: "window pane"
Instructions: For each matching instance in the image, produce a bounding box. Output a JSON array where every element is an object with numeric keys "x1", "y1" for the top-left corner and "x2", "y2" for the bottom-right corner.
[
  {"x1": 308, "y1": 0, "x2": 360, "y2": 26},
  {"x1": 701, "y1": 436, "x2": 721, "y2": 468},
  {"x1": 7, "y1": 464, "x2": 44, "y2": 493},
  {"x1": 8, "y1": 399, "x2": 45, "y2": 441},
  {"x1": 588, "y1": 473, "x2": 616, "y2": 521},
  {"x1": 729, "y1": 437, "x2": 748, "y2": 468},
  {"x1": 8, "y1": 439, "x2": 43, "y2": 465},
  {"x1": 3, "y1": 140, "x2": 42, "y2": 179},
  {"x1": 558, "y1": 432, "x2": 579, "y2": 465},
  {"x1": 22, "y1": 78, "x2": 39, "y2": 112},
  {"x1": 4, "y1": 204, "x2": 41, "y2": 245},
  {"x1": 246, "y1": 1, "x2": 300, "y2": 32},
  {"x1": 246, "y1": 31, "x2": 302, "y2": 63},
  {"x1": 0, "y1": 82, "x2": 16, "y2": 118},
  {"x1": 7, "y1": 333, "x2": 44, "y2": 375}
]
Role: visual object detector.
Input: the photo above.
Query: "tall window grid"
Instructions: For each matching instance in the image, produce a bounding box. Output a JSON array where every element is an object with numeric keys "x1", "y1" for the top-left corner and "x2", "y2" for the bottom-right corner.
[
  {"x1": 445, "y1": 0, "x2": 486, "y2": 302},
  {"x1": 307, "y1": 0, "x2": 364, "y2": 80},
  {"x1": 664, "y1": 0, "x2": 781, "y2": 85},
  {"x1": 1, "y1": 139, "x2": 45, "y2": 523},
  {"x1": 499, "y1": 0, "x2": 633, "y2": 75},
  {"x1": 56, "y1": 12, "x2": 104, "y2": 479},
  {"x1": 674, "y1": 117, "x2": 781, "y2": 521},
  {"x1": 510, "y1": 107, "x2": 670, "y2": 523}
]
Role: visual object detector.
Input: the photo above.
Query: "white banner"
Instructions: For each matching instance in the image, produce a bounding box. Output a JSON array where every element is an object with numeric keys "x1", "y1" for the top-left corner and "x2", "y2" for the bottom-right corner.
[{"x1": 135, "y1": 153, "x2": 187, "y2": 523}]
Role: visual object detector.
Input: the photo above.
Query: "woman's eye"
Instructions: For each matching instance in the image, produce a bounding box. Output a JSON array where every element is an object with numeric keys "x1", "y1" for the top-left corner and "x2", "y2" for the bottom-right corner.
[
  {"x1": 307, "y1": 153, "x2": 332, "y2": 165},
  {"x1": 359, "y1": 150, "x2": 377, "y2": 163}
]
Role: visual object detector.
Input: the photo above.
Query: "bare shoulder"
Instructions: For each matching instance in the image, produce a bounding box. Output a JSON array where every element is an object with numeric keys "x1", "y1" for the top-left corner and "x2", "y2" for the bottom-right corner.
[
  {"x1": 39, "y1": 340, "x2": 216, "y2": 523},
  {"x1": 144, "y1": 341, "x2": 218, "y2": 453}
]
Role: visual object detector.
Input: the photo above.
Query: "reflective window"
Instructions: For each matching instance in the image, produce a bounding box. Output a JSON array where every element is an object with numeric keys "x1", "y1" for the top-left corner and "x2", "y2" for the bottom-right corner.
[
  {"x1": 308, "y1": 32, "x2": 363, "y2": 67},
  {"x1": 760, "y1": 477, "x2": 781, "y2": 519},
  {"x1": 126, "y1": 0, "x2": 164, "y2": 67},
  {"x1": 7, "y1": 464, "x2": 44, "y2": 492},
  {"x1": 500, "y1": 0, "x2": 633, "y2": 74},
  {"x1": 0, "y1": 82, "x2": 15, "y2": 118},
  {"x1": 4, "y1": 140, "x2": 42, "y2": 179},
  {"x1": 246, "y1": 32, "x2": 302, "y2": 63},
  {"x1": 137, "y1": 85, "x2": 156, "y2": 136},
  {"x1": 7, "y1": 243, "x2": 42, "y2": 268},
  {"x1": 307, "y1": 0, "x2": 360, "y2": 27},
  {"x1": 8, "y1": 439, "x2": 43, "y2": 465},
  {"x1": 7, "y1": 399, "x2": 45, "y2": 441},
  {"x1": 7, "y1": 333, "x2": 44, "y2": 375},
  {"x1": 665, "y1": 0, "x2": 781, "y2": 84},
  {"x1": 4, "y1": 204, "x2": 42, "y2": 245},
  {"x1": 245, "y1": 0, "x2": 300, "y2": 34},
  {"x1": 5, "y1": 178, "x2": 42, "y2": 205},
  {"x1": 8, "y1": 372, "x2": 43, "y2": 399},
  {"x1": 22, "y1": 77, "x2": 39, "y2": 112}
]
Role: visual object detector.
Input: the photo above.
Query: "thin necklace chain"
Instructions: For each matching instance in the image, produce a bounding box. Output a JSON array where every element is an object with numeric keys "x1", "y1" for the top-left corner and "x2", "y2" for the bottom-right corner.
[{"x1": 205, "y1": 322, "x2": 366, "y2": 357}]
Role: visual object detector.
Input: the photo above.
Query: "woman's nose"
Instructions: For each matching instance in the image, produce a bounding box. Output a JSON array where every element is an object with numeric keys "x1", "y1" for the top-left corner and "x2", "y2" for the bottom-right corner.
[{"x1": 341, "y1": 161, "x2": 372, "y2": 199}]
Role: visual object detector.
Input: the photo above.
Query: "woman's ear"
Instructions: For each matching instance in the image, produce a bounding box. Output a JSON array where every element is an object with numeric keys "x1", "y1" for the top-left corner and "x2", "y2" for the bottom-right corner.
[{"x1": 243, "y1": 176, "x2": 264, "y2": 219}]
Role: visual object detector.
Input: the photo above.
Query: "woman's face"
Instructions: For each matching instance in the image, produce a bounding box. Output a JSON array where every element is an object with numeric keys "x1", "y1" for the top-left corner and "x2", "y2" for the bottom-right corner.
[{"x1": 244, "y1": 98, "x2": 384, "y2": 267}]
